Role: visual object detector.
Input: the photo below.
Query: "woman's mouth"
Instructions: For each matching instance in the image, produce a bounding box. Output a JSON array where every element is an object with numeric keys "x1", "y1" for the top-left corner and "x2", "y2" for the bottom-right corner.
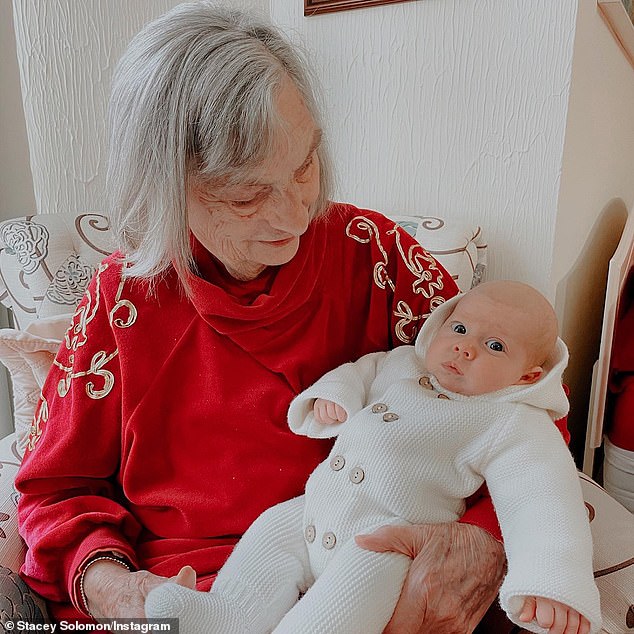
[{"x1": 264, "y1": 237, "x2": 294, "y2": 247}]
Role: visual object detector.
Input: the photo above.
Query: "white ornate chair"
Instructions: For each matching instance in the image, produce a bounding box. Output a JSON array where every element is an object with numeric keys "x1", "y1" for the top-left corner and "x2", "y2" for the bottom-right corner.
[{"x1": 0, "y1": 213, "x2": 632, "y2": 632}]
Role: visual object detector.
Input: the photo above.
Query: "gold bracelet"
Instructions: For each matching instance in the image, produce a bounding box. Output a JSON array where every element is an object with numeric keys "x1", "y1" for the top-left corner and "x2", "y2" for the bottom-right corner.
[{"x1": 78, "y1": 553, "x2": 132, "y2": 618}]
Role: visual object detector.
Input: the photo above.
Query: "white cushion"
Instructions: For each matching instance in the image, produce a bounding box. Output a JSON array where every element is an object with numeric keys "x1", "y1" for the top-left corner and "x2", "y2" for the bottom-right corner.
[{"x1": 0, "y1": 314, "x2": 73, "y2": 454}]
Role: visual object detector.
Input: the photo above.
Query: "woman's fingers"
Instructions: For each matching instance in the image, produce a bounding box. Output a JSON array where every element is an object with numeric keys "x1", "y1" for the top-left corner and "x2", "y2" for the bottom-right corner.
[
  {"x1": 357, "y1": 522, "x2": 505, "y2": 634},
  {"x1": 355, "y1": 524, "x2": 426, "y2": 558}
]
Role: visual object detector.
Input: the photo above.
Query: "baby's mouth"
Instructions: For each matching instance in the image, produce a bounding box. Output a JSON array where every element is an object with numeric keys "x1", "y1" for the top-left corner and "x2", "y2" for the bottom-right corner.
[{"x1": 442, "y1": 362, "x2": 463, "y2": 376}]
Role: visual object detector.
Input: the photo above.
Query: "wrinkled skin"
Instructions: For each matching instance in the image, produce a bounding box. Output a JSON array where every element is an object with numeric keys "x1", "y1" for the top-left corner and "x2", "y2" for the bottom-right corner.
[
  {"x1": 356, "y1": 522, "x2": 506, "y2": 634},
  {"x1": 82, "y1": 562, "x2": 196, "y2": 619}
]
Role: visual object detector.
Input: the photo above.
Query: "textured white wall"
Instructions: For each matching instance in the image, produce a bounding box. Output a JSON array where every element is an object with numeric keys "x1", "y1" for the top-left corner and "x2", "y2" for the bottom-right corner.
[
  {"x1": 11, "y1": 0, "x2": 183, "y2": 216},
  {"x1": 271, "y1": 0, "x2": 578, "y2": 294}
]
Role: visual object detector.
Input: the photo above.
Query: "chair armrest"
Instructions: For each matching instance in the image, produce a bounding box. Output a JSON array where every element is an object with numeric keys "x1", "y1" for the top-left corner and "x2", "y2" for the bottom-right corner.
[
  {"x1": 579, "y1": 472, "x2": 634, "y2": 633},
  {"x1": 0, "y1": 432, "x2": 49, "y2": 624},
  {"x1": 0, "y1": 433, "x2": 25, "y2": 572}
]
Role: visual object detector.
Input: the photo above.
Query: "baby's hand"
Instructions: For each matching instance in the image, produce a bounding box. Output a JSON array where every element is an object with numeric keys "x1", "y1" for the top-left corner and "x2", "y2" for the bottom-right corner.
[
  {"x1": 313, "y1": 399, "x2": 347, "y2": 424},
  {"x1": 519, "y1": 596, "x2": 590, "y2": 634}
]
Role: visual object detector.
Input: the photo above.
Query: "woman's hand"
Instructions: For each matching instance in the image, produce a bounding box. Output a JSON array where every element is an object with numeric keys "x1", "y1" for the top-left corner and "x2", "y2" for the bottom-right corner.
[
  {"x1": 82, "y1": 561, "x2": 197, "y2": 619},
  {"x1": 355, "y1": 522, "x2": 506, "y2": 634}
]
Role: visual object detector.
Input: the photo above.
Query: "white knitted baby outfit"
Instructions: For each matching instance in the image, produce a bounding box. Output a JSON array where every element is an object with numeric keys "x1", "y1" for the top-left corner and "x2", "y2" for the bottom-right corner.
[{"x1": 146, "y1": 294, "x2": 602, "y2": 634}]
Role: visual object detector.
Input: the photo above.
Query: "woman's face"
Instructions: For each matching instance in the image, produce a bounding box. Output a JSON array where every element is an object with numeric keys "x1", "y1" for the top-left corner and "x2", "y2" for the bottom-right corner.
[{"x1": 188, "y1": 78, "x2": 322, "y2": 280}]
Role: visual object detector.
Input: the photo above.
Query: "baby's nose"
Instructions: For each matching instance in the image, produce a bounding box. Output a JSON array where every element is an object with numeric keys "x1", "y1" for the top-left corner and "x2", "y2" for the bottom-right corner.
[{"x1": 454, "y1": 343, "x2": 475, "y2": 359}]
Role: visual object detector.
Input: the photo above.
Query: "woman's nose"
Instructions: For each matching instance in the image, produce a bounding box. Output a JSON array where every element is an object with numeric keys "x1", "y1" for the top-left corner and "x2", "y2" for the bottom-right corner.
[{"x1": 267, "y1": 185, "x2": 309, "y2": 234}]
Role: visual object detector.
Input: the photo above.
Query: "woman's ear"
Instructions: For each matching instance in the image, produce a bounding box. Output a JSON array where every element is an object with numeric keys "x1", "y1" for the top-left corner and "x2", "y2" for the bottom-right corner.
[{"x1": 516, "y1": 367, "x2": 543, "y2": 385}]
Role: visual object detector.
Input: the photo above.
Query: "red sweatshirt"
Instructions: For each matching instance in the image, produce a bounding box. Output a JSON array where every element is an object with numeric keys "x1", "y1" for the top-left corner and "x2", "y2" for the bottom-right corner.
[{"x1": 16, "y1": 203, "x2": 500, "y2": 619}]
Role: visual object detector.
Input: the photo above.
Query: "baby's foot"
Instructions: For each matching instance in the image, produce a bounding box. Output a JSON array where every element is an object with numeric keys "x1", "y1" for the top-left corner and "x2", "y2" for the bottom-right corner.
[{"x1": 145, "y1": 583, "x2": 249, "y2": 634}]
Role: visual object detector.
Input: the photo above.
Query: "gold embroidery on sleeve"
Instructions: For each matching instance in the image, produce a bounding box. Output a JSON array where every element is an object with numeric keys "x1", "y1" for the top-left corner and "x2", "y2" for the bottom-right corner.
[
  {"x1": 393, "y1": 301, "x2": 417, "y2": 344},
  {"x1": 346, "y1": 216, "x2": 395, "y2": 292},
  {"x1": 28, "y1": 262, "x2": 138, "y2": 450},
  {"x1": 63, "y1": 262, "x2": 108, "y2": 352},
  {"x1": 110, "y1": 277, "x2": 137, "y2": 328},
  {"x1": 27, "y1": 397, "x2": 48, "y2": 452},
  {"x1": 388, "y1": 227, "x2": 445, "y2": 298},
  {"x1": 346, "y1": 215, "x2": 447, "y2": 344},
  {"x1": 55, "y1": 350, "x2": 119, "y2": 399},
  {"x1": 53, "y1": 262, "x2": 137, "y2": 400}
]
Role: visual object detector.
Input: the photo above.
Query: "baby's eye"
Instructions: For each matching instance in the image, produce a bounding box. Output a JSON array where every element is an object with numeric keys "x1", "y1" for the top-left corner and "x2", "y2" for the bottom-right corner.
[
  {"x1": 451, "y1": 323, "x2": 467, "y2": 334},
  {"x1": 486, "y1": 340, "x2": 505, "y2": 352}
]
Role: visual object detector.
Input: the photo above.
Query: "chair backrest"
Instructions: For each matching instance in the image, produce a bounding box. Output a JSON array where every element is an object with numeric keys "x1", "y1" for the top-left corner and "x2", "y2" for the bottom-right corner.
[
  {"x1": 583, "y1": 209, "x2": 634, "y2": 474},
  {"x1": 0, "y1": 212, "x2": 487, "y2": 331},
  {"x1": 389, "y1": 214, "x2": 487, "y2": 292},
  {"x1": 0, "y1": 213, "x2": 114, "y2": 330}
]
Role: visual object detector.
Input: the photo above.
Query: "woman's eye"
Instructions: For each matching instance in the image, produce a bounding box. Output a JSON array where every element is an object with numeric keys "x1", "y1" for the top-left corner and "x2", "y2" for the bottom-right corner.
[
  {"x1": 451, "y1": 323, "x2": 467, "y2": 334},
  {"x1": 295, "y1": 155, "x2": 315, "y2": 183},
  {"x1": 230, "y1": 198, "x2": 257, "y2": 208},
  {"x1": 487, "y1": 340, "x2": 505, "y2": 352}
]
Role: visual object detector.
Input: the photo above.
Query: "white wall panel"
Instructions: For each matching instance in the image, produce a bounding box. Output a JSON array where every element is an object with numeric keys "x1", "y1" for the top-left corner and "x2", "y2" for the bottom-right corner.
[
  {"x1": 554, "y1": 0, "x2": 634, "y2": 455},
  {"x1": 556, "y1": 0, "x2": 634, "y2": 288},
  {"x1": 0, "y1": 1, "x2": 35, "y2": 437},
  {"x1": 271, "y1": 0, "x2": 578, "y2": 293},
  {"x1": 11, "y1": 0, "x2": 182, "y2": 216}
]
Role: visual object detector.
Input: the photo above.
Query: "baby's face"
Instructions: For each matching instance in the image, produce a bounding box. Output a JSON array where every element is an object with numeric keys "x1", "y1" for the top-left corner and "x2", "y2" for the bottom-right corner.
[{"x1": 424, "y1": 292, "x2": 542, "y2": 396}]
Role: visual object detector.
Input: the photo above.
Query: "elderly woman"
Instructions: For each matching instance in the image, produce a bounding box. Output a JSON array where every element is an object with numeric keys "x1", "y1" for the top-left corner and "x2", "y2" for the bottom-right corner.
[{"x1": 16, "y1": 2, "x2": 507, "y2": 631}]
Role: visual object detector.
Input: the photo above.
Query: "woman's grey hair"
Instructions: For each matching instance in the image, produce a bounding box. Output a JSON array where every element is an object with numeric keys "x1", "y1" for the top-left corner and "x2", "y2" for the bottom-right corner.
[{"x1": 106, "y1": 1, "x2": 334, "y2": 284}]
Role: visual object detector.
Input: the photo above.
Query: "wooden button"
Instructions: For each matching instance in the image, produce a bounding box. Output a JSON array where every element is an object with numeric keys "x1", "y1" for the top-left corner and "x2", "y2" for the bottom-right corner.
[
  {"x1": 349, "y1": 467, "x2": 365, "y2": 484},
  {"x1": 330, "y1": 455, "x2": 345, "y2": 471},
  {"x1": 322, "y1": 531, "x2": 336, "y2": 550}
]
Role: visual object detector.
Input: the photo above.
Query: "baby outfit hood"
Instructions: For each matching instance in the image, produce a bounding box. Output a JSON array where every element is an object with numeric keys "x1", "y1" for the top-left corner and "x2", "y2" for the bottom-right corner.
[{"x1": 415, "y1": 292, "x2": 570, "y2": 421}]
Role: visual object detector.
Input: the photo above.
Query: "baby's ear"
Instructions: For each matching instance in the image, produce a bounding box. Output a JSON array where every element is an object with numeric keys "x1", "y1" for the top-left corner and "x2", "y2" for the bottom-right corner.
[{"x1": 516, "y1": 367, "x2": 543, "y2": 385}]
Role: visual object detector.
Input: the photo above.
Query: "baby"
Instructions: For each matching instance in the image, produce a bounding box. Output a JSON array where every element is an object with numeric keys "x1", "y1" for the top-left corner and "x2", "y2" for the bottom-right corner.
[{"x1": 146, "y1": 280, "x2": 601, "y2": 634}]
